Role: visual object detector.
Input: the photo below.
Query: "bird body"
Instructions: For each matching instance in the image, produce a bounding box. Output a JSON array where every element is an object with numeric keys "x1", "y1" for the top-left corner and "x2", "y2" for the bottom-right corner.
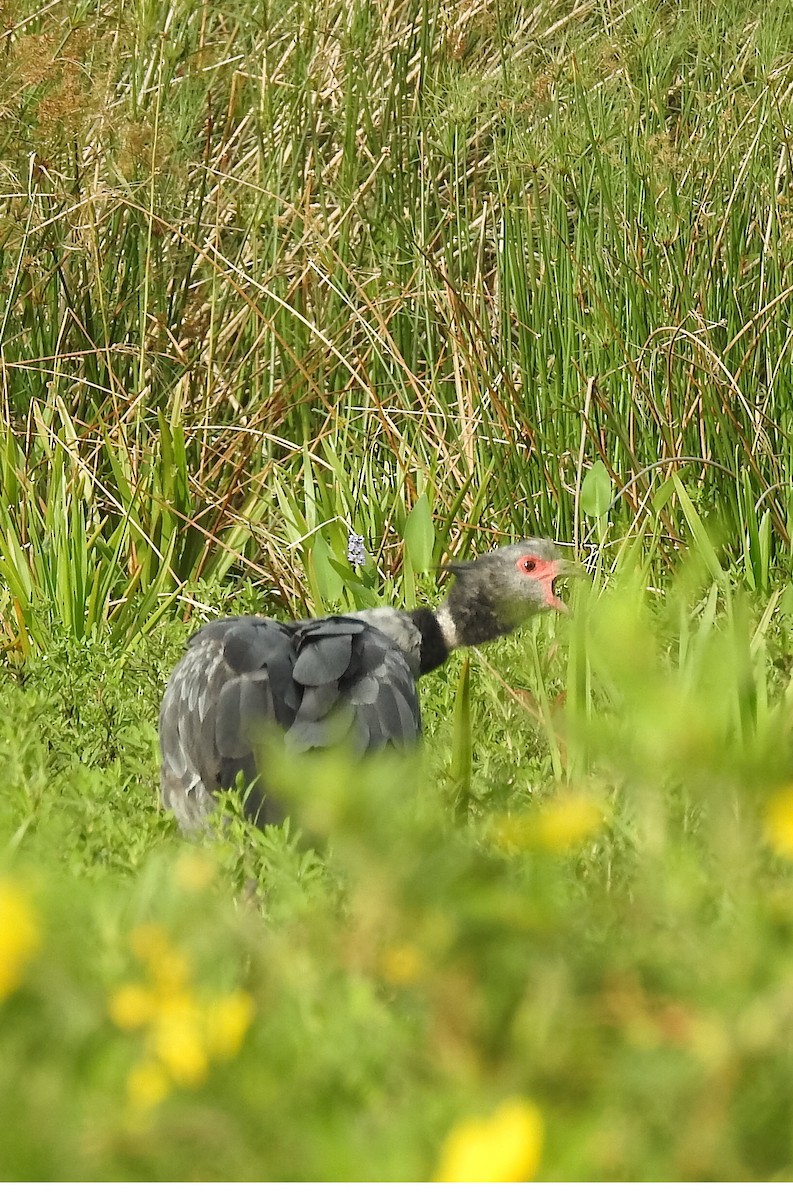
[{"x1": 159, "y1": 539, "x2": 576, "y2": 831}]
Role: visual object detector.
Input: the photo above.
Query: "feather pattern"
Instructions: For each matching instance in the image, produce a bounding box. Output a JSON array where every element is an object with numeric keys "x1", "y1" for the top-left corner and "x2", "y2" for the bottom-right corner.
[{"x1": 159, "y1": 612, "x2": 422, "y2": 831}]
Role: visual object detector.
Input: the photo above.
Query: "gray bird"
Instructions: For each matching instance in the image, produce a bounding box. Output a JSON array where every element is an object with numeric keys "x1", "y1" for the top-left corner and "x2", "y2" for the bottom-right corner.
[{"x1": 159, "y1": 539, "x2": 578, "y2": 831}]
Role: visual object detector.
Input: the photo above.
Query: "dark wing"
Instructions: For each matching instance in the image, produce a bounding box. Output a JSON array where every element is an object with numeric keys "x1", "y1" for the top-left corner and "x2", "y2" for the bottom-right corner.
[
  {"x1": 159, "y1": 617, "x2": 298, "y2": 831},
  {"x1": 159, "y1": 614, "x2": 422, "y2": 832},
  {"x1": 287, "y1": 617, "x2": 422, "y2": 755}
]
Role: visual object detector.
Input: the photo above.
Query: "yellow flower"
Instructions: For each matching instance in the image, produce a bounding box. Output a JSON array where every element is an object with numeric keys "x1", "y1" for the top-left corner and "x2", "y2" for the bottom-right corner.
[
  {"x1": 764, "y1": 787, "x2": 793, "y2": 858},
  {"x1": 127, "y1": 1059, "x2": 171, "y2": 1113},
  {"x1": 152, "y1": 1020, "x2": 209, "y2": 1088},
  {"x1": 205, "y1": 990, "x2": 255, "y2": 1061},
  {"x1": 0, "y1": 880, "x2": 40, "y2": 1001},
  {"x1": 533, "y1": 793, "x2": 602, "y2": 851},
  {"x1": 115, "y1": 924, "x2": 254, "y2": 1098},
  {"x1": 109, "y1": 983, "x2": 156, "y2": 1030},
  {"x1": 380, "y1": 943, "x2": 426, "y2": 986},
  {"x1": 434, "y1": 1098, "x2": 544, "y2": 1183},
  {"x1": 175, "y1": 851, "x2": 216, "y2": 893},
  {"x1": 150, "y1": 996, "x2": 208, "y2": 1087},
  {"x1": 492, "y1": 793, "x2": 603, "y2": 855}
]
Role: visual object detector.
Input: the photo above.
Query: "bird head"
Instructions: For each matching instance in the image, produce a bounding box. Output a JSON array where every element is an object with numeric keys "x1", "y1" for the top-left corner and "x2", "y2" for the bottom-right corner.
[{"x1": 441, "y1": 539, "x2": 580, "y2": 647}]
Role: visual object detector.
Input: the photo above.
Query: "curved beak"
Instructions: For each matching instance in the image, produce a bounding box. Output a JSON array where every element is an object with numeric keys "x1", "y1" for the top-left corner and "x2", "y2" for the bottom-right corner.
[{"x1": 553, "y1": 558, "x2": 585, "y2": 579}]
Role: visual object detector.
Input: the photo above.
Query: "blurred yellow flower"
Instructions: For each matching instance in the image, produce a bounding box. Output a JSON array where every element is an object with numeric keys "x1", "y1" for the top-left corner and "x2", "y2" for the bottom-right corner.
[
  {"x1": 0, "y1": 880, "x2": 40, "y2": 1001},
  {"x1": 175, "y1": 851, "x2": 216, "y2": 893},
  {"x1": 491, "y1": 793, "x2": 603, "y2": 855},
  {"x1": 533, "y1": 793, "x2": 603, "y2": 850},
  {"x1": 152, "y1": 1008, "x2": 208, "y2": 1087},
  {"x1": 434, "y1": 1097, "x2": 544, "y2": 1182},
  {"x1": 380, "y1": 942, "x2": 426, "y2": 986},
  {"x1": 205, "y1": 990, "x2": 255, "y2": 1060},
  {"x1": 113, "y1": 924, "x2": 254, "y2": 1108},
  {"x1": 764, "y1": 787, "x2": 793, "y2": 859},
  {"x1": 127, "y1": 1059, "x2": 171, "y2": 1113},
  {"x1": 109, "y1": 983, "x2": 155, "y2": 1030}
]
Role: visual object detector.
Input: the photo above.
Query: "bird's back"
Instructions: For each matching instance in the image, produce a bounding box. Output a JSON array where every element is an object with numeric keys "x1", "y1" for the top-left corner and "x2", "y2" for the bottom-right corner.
[{"x1": 159, "y1": 612, "x2": 422, "y2": 831}]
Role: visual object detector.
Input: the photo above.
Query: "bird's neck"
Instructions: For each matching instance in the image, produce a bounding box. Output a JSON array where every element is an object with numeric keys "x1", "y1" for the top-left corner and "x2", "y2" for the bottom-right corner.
[
  {"x1": 408, "y1": 607, "x2": 452, "y2": 675},
  {"x1": 433, "y1": 587, "x2": 512, "y2": 650},
  {"x1": 408, "y1": 590, "x2": 510, "y2": 676}
]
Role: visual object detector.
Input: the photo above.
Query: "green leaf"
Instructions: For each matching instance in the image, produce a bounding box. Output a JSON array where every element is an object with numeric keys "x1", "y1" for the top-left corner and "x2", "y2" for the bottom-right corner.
[
  {"x1": 672, "y1": 476, "x2": 725, "y2": 584},
  {"x1": 449, "y1": 655, "x2": 471, "y2": 817},
  {"x1": 652, "y1": 477, "x2": 677, "y2": 513},
  {"x1": 310, "y1": 533, "x2": 343, "y2": 605},
  {"x1": 403, "y1": 494, "x2": 435, "y2": 572},
  {"x1": 580, "y1": 462, "x2": 613, "y2": 518}
]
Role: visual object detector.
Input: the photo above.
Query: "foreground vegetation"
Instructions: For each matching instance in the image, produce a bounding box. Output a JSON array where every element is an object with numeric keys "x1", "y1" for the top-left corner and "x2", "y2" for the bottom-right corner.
[
  {"x1": 2, "y1": 0, "x2": 793, "y2": 1181},
  {"x1": 4, "y1": 566, "x2": 793, "y2": 1181}
]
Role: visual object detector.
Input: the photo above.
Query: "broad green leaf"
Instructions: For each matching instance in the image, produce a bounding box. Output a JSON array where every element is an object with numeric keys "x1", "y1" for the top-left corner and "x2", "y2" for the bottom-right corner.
[
  {"x1": 310, "y1": 533, "x2": 343, "y2": 605},
  {"x1": 580, "y1": 462, "x2": 613, "y2": 518},
  {"x1": 404, "y1": 494, "x2": 435, "y2": 572}
]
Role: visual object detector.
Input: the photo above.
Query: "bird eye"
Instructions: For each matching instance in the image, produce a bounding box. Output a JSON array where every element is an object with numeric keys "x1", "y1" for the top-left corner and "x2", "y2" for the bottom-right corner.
[{"x1": 519, "y1": 557, "x2": 537, "y2": 574}]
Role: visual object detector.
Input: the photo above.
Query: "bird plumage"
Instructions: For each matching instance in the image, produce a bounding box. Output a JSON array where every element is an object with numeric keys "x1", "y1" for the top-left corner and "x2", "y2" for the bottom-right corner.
[
  {"x1": 159, "y1": 610, "x2": 428, "y2": 830},
  {"x1": 159, "y1": 538, "x2": 577, "y2": 832}
]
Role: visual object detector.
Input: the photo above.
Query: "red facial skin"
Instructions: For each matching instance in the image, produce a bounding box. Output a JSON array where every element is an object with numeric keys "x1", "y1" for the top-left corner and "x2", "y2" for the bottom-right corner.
[{"x1": 516, "y1": 555, "x2": 569, "y2": 612}]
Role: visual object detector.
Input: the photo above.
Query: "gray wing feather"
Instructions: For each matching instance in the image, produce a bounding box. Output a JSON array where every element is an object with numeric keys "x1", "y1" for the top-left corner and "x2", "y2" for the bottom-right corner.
[
  {"x1": 160, "y1": 618, "x2": 293, "y2": 830},
  {"x1": 293, "y1": 634, "x2": 353, "y2": 686},
  {"x1": 285, "y1": 702, "x2": 356, "y2": 750},
  {"x1": 346, "y1": 640, "x2": 422, "y2": 748},
  {"x1": 159, "y1": 634, "x2": 235, "y2": 831},
  {"x1": 215, "y1": 670, "x2": 275, "y2": 759},
  {"x1": 347, "y1": 675, "x2": 378, "y2": 705},
  {"x1": 159, "y1": 613, "x2": 423, "y2": 833},
  {"x1": 294, "y1": 681, "x2": 342, "y2": 722},
  {"x1": 363, "y1": 672, "x2": 404, "y2": 743}
]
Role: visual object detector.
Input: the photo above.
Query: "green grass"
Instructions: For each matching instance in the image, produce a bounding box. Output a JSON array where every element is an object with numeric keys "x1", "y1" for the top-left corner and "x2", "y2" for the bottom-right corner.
[
  {"x1": 3, "y1": 0, "x2": 793, "y2": 1181},
  {"x1": 4, "y1": 571, "x2": 793, "y2": 1180}
]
